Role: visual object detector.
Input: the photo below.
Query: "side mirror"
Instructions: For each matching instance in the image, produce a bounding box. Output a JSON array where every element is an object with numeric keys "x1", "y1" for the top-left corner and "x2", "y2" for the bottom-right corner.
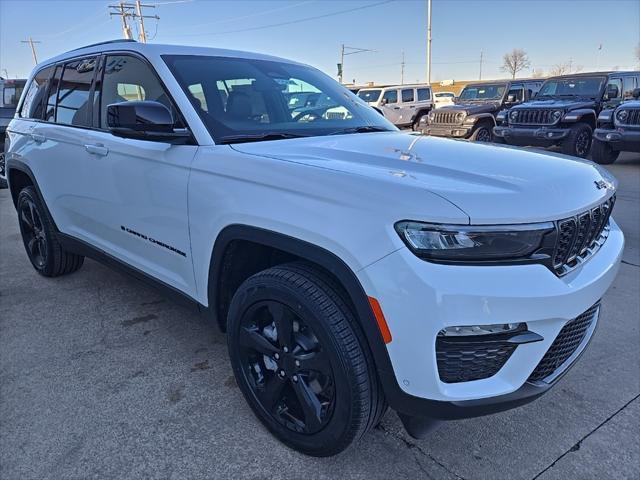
[
  {"x1": 632, "y1": 88, "x2": 640, "y2": 100},
  {"x1": 605, "y1": 84, "x2": 619, "y2": 100},
  {"x1": 107, "y1": 101, "x2": 190, "y2": 141},
  {"x1": 506, "y1": 94, "x2": 516, "y2": 103},
  {"x1": 380, "y1": 98, "x2": 388, "y2": 106}
]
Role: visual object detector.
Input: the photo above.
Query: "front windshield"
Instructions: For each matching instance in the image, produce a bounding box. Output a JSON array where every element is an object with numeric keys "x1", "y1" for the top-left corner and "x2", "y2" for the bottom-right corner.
[
  {"x1": 164, "y1": 55, "x2": 395, "y2": 143},
  {"x1": 537, "y1": 76, "x2": 605, "y2": 99},
  {"x1": 458, "y1": 84, "x2": 506, "y2": 101},
  {"x1": 357, "y1": 89, "x2": 382, "y2": 103}
]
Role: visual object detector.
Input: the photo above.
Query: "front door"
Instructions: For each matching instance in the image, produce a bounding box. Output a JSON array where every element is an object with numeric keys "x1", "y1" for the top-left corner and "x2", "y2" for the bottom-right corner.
[{"x1": 74, "y1": 54, "x2": 198, "y2": 294}]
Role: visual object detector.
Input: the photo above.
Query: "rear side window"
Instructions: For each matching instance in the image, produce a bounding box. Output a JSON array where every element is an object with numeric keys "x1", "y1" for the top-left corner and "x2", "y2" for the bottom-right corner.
[
  {"x1": 417, "y1": 88, "x2": 431, "y2": 101},
  {"x1": 56, "y1": 57, "x2": 97, "y2": 126},
  {"x1": 622, "y1": 76, "x2": 638, "y2": 100},
  {"x1": 401, "y1": 89, "x2": 414, "y2": 103},
  {"x1": 19, "y1": 66, "x2": 55, "y2": 119}
]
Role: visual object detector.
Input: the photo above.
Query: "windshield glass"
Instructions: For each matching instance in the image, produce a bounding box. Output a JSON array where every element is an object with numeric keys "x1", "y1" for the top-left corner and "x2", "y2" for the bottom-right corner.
[
  {"x1": 357, "y1": 89, "x2": 382, "y2": 103},
  {"x1": 537, "y1": 76, "x2": 605, "y2": 98},
  {"x1": 458, "y1": 84, "x2": 506, "y2": 101},
  {"x1": 164, "y1": 55, "x2": 395, "y2": 143}
]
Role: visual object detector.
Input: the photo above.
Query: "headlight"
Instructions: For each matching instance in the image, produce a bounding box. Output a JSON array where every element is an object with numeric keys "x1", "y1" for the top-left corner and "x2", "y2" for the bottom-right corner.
[
  {"x1": 428, "y1": 111, "x2": 436, "y2": 122},
  {"x1": 616, "y1": 110, "x2": 629, "y2": 122},
  {"x1": 456, "y1": 111, "x2": 467, "y2": 122},
  {"x1": 395, "y1": 221, "x2": 554, "y2": 261},
  {"x1": 509, "y1": 110, "x2": 519, "y2": 121},
  {"x1": 551, "y1": 110, "x2": 563, "y2": 122}
]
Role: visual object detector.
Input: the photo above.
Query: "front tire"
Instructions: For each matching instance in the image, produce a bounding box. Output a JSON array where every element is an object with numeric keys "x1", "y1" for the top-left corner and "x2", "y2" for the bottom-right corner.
[
  {"x1": 591, "y1": 138, "x2": 619, "y2": 164},
  {"x1": 561, "y1": 123, "x2": 592, "y2": 158},
  {"x1": 470, "y1": 123, "x2": 493, "y2": 142},
  {"x1": 17, "y1": 186, "x2": 84, "y2": 276},
  {"x1": 227, "y1": 263, "x2": 384, "y2": 456}
]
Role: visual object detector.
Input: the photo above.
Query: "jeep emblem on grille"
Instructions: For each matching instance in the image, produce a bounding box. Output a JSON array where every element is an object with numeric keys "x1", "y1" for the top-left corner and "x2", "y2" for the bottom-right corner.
[{"x1": 594, "y1": 180, "x2": 614, "y2": 190}]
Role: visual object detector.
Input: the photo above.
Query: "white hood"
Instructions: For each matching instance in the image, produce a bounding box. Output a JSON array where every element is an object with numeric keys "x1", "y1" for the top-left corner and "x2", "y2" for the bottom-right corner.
[{"x1": 231, "y1": 132, "x2": 617, "y2": 224}]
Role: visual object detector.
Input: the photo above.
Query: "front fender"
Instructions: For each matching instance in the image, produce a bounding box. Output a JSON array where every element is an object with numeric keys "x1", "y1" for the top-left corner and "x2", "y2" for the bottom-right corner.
[
  {"x1": 563, "y1": 108, "x2": 597, "y2": 126},
  {"x1": 465, "y1": 113, "x2": 496, "y2": 126}
]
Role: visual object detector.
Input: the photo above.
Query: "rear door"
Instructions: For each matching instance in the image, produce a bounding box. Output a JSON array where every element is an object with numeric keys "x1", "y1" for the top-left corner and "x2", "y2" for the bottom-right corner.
[
  {"x1": 396, "y1": 88, "x2": 416, "y2": 126},
  {"x1": 76, "y1": 53, "x2": 198, "y2": 293}
]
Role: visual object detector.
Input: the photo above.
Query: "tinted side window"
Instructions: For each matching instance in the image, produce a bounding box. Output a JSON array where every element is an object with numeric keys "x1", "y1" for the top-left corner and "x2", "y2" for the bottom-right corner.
[
  {"x1": 382, "y1": 90, "x2": 397, "y2": 104},
  {"x1": 19, "y1": 66, "x2": 54, "y2": 119},
  {"x1": 100, "y1": 55, "x2": 178, "y2": 129},
  {"x1": 417, "y1": 88, "x2": 431, "y2": 101},
  {"x1": 401, "y1": 89, "x2": 414, "y2": 103},
  {"x1": 622, "y1": 76, "x2": 637, "y2": 100},
  {"x1": 56, "y1": 57, "x2": 97, "y2": 126}
]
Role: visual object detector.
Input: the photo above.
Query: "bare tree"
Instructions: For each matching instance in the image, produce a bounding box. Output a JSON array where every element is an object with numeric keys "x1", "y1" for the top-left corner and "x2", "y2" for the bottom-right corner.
[
  {"x1": 549, "y1": 62, "x2": 572, "y2": 76},
  {"x1": 531, "y1": 68, "x2": 545, "y2": 78},
  {"x1": 501, "y1": 49, "x2": 530, "y2": 79}
]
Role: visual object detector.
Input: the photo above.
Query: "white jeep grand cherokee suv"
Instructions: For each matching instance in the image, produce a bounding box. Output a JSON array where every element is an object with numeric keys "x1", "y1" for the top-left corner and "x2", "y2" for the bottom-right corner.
[{"x1": 5, "y1": 40, "x2": 623, "y2": 457}]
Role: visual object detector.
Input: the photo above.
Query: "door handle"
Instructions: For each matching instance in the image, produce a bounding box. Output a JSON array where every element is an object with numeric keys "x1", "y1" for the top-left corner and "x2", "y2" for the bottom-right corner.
[
  {"x1": 392, "y1": 107, "x2": 400, "y2": 110},
  {"x1": 31, "y1": 133, "x2": 46, "y2": 143},
  {"x1": 84, "y1": 144, "x2": 109, "y2": 156}
]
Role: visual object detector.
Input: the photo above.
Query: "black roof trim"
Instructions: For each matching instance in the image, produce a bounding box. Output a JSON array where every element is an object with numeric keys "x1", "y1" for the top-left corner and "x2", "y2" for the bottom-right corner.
[{"x1": 69, "y1": 39, "x2": 137, "y2": 53}]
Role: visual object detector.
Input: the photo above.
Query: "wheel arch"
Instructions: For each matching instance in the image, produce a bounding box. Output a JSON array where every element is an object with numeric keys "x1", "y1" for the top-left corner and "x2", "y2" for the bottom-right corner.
[
  {"x1": 204, "y1": 224, "x2": 399, "y2": 397},
  {"x1": 563, "y1": 109, "x2": 597, "y2": 129},
  {"x1": 6, "y1": 160, "x2": 54, "y2": 224}
]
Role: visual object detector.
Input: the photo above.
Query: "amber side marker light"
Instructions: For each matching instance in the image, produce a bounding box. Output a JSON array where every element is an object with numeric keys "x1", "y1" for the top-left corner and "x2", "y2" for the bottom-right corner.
[{"x1": 368, "y1": 296, "x2": 392, "y2": 344}]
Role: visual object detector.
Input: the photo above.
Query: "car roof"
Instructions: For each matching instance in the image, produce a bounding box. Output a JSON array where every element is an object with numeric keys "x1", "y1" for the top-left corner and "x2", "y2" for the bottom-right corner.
[
  {"x1": 35, "y1": 39, "x2": 306, "y2": 70},
  {"x1": 545, "y1": 71, "x2": 639, "y2": 80}
]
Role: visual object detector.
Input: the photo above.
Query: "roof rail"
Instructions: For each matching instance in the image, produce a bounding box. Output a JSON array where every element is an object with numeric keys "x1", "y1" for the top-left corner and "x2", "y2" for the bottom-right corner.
[{"x1": 69, "y1": 39, "x2": 137, "y2": 52}]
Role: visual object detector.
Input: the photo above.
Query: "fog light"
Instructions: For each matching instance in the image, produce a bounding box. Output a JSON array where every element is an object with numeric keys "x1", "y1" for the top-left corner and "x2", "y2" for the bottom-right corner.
[
  {"x1": 547, "y1": 132, "x2": 554, "y2": 138},
  {"x1": 438, "y1": 323, "x2": 525, "y2": 337}
]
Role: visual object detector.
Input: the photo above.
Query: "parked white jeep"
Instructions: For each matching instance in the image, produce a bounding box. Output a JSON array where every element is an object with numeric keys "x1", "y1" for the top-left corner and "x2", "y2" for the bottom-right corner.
[
  {"x1": 357, "y1": 84, "x2": 434, "y2": 129},
  {"x1": 5, "y1": 40, "x2": 623, "y2": 456}
]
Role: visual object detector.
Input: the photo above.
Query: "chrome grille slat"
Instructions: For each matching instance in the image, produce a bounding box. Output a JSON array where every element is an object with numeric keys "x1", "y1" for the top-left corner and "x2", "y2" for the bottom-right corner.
[
  {"x1": 432, "y1": 110, "x2": 460, "y2": 125},
  {"x1": 617, "y1": 108, "x2": 640, "y2": 126}
]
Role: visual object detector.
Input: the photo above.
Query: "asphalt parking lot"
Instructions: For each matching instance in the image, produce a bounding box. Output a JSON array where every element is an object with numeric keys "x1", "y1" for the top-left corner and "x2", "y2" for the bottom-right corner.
[{"x1": 1, "y1": 152, "x2": 638, "y2": 480}]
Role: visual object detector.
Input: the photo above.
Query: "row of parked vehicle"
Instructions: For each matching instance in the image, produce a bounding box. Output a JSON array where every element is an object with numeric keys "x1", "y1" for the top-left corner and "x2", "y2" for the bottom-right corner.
[
  {"x1": 416, "y1": 71, "x2": 640, "y2": 164},
  {"x1": 0, "y1": 77, "x2": 27, "y2": 187}
]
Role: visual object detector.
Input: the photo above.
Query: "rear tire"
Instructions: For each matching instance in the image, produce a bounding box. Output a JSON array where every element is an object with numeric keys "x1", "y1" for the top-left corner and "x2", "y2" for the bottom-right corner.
[
  {"x1": 227, "y1": 262, "x2": 385, "y2": 456},
  {"x1": 590, "y1": 138, "x2": 619, "y2": 164},
  {"x1": 17, "y1": 186, "x2": 84, "y2": 277},
  {"x1": 561, "y1": 123, "x2": 592, "y2": 158}
]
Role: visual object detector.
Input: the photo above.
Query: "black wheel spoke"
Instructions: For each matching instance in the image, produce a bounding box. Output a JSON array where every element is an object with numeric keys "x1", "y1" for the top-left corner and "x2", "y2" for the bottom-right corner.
[
  {"x1": 268, "y1": 303, "x2": 293, "y2": 349},
  {"x1": 239, "y1": 326, "x2": 279, "y2": 355},
  {"x1": 27, "y1": 237, "x2": 38, "y2": 256},
  {"x1": 295, "y1": 350, "x2": 331, "y2": 375},
  {"x1": 257, "y1": 375, "x2": 286, "y2": 413},
  {"x1": 292, "y1": 377, "x2": 323, "y2": 431},
  {"x1": 20, "y1": 209, "x2": 33, "y2": 230},
  {"x1": 28, "y1": 202, "x2": 39, "y2": 230}
]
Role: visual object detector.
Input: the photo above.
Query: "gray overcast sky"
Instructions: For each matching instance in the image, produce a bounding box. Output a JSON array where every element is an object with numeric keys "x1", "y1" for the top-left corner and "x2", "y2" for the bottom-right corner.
[{"x1": 1, "y1": 0, "x2": 639, "y2": 83}]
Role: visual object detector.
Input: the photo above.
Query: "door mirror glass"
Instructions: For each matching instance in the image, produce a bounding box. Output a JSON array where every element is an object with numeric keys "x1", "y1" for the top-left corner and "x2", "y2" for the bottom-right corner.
[
  {"x1": 632, "y1": 87, "x2": 640, "y2": 100},
  {"x1": 506, "y1": 94, "x2": 516, "y2": 103},
  {"x1": 380, "y1": 98, "x2": 388, "y2": 105},
  {"x1": 605, "y1": 84, "x2": 619, "y2": 100}
]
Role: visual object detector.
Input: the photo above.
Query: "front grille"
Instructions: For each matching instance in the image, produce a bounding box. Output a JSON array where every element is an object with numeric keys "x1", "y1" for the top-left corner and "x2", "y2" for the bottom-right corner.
[
  {"x1": 528, "y1": 303, "x2": 600, "y2": 382},
  {"x1": 510, "y1": 109, "x2": 556, "y2": 125},
  {"x1": 617, "y1": 108, "x2": 640, "y2": 126},
  {"x1": 436, "y1": 338, "x2": 517, "y2": 383},
  {"x1": 552, "y1": 196, "x2": 615, "y2": 275},
  {"x1": 432, "y1": 110, "x2": 462, "y2": 125}
]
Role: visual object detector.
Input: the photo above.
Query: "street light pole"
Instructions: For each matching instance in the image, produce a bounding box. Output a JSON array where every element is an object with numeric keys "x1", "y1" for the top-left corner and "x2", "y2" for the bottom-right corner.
[
  {"x1": 426, "y1": 0, "x2": 432, "y2": 85},
  {"x1": 338, "y1": 45, "x2": 375, "y2": 84}
]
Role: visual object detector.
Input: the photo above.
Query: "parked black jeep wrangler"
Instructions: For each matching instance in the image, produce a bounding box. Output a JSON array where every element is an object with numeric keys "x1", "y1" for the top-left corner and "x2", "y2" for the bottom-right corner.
[
  {"x1": 419, "y1": 79, "x2": 542, "y2": 142},
  {"x1": 591, "y1": 87, "x2": 640, "y2": 164},
  {"x1": 494, "y1": 71, "x2": 640, "y2": 158}
]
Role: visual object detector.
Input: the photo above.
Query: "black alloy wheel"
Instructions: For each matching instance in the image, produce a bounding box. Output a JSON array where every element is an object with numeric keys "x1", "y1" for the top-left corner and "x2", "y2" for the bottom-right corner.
[
  {"x1": 575, "y1": 129, "x2": 591, "y2": 157},
  {"x1": 19, "y1": 193, "x2": 47, "y2": 269},
  {"x1": 472, "y1": 125, "x2": 492, "y2": 142},
  {"x1": 237, "y1": 300, "x2": 336, "y2": 434},
  {"x1": 16, "y1": 186, "x2": 84, "y2": 276},
  {"x1": 227, "y1": 263, "x2": 386, "y2": 456}
]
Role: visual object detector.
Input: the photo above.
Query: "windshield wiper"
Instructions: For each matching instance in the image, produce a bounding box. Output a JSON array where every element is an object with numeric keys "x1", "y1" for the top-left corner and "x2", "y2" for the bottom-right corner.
[
  {"x1": 218, "y1": 132, "x2": 308, "y2": 144},
  {"x1": 328, "y1": 126, "x2": 392, "y2": 135}
]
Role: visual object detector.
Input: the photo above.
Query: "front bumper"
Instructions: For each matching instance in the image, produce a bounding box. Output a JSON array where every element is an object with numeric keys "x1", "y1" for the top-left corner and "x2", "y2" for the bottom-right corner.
[
  {"x1": 594, "y1": 127, "x2": 640, "y2": 152},
  {"x1": 358, "y1": 219, "x2": 624, "y2": 419},
  {"x1": 421, "y1": 124, "x2": 471, "y2": 139},
  {"x1": 494, "y1": 125, "x2": 570, "y2": 145}
]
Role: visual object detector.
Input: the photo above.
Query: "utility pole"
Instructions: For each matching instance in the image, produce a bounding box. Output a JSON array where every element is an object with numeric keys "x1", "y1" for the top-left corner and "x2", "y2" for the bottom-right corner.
[
  {"x1": 109, "y1": 2, "x2": 159, "y2": 43},
  {"x1": 568, "y1": 57, "x2": 573, "y2": 73},
  {"x1": 401, "y1": 50, "x2": 405, "y2": 85},
  {"x1": 426, "y1": 0, "x2": 432, "y2": 85},
  {"x1": 479, "y1": 50, "x2": 483, "y2": 80},
  {"x1": 21, "y1": 37, "x2": 41, "y2": 65},
  {"x1": 338, "y1": 45, "x2": 375, "y2": 84}
]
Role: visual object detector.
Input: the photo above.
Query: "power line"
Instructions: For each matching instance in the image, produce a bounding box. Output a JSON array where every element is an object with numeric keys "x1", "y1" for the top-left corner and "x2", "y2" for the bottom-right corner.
[
  {"x1": 109, "y1": 1, "x2": 159, "y2": 42},
  {"x1": 171, "y1": 0, "x2": 395, "y2": 37}
]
